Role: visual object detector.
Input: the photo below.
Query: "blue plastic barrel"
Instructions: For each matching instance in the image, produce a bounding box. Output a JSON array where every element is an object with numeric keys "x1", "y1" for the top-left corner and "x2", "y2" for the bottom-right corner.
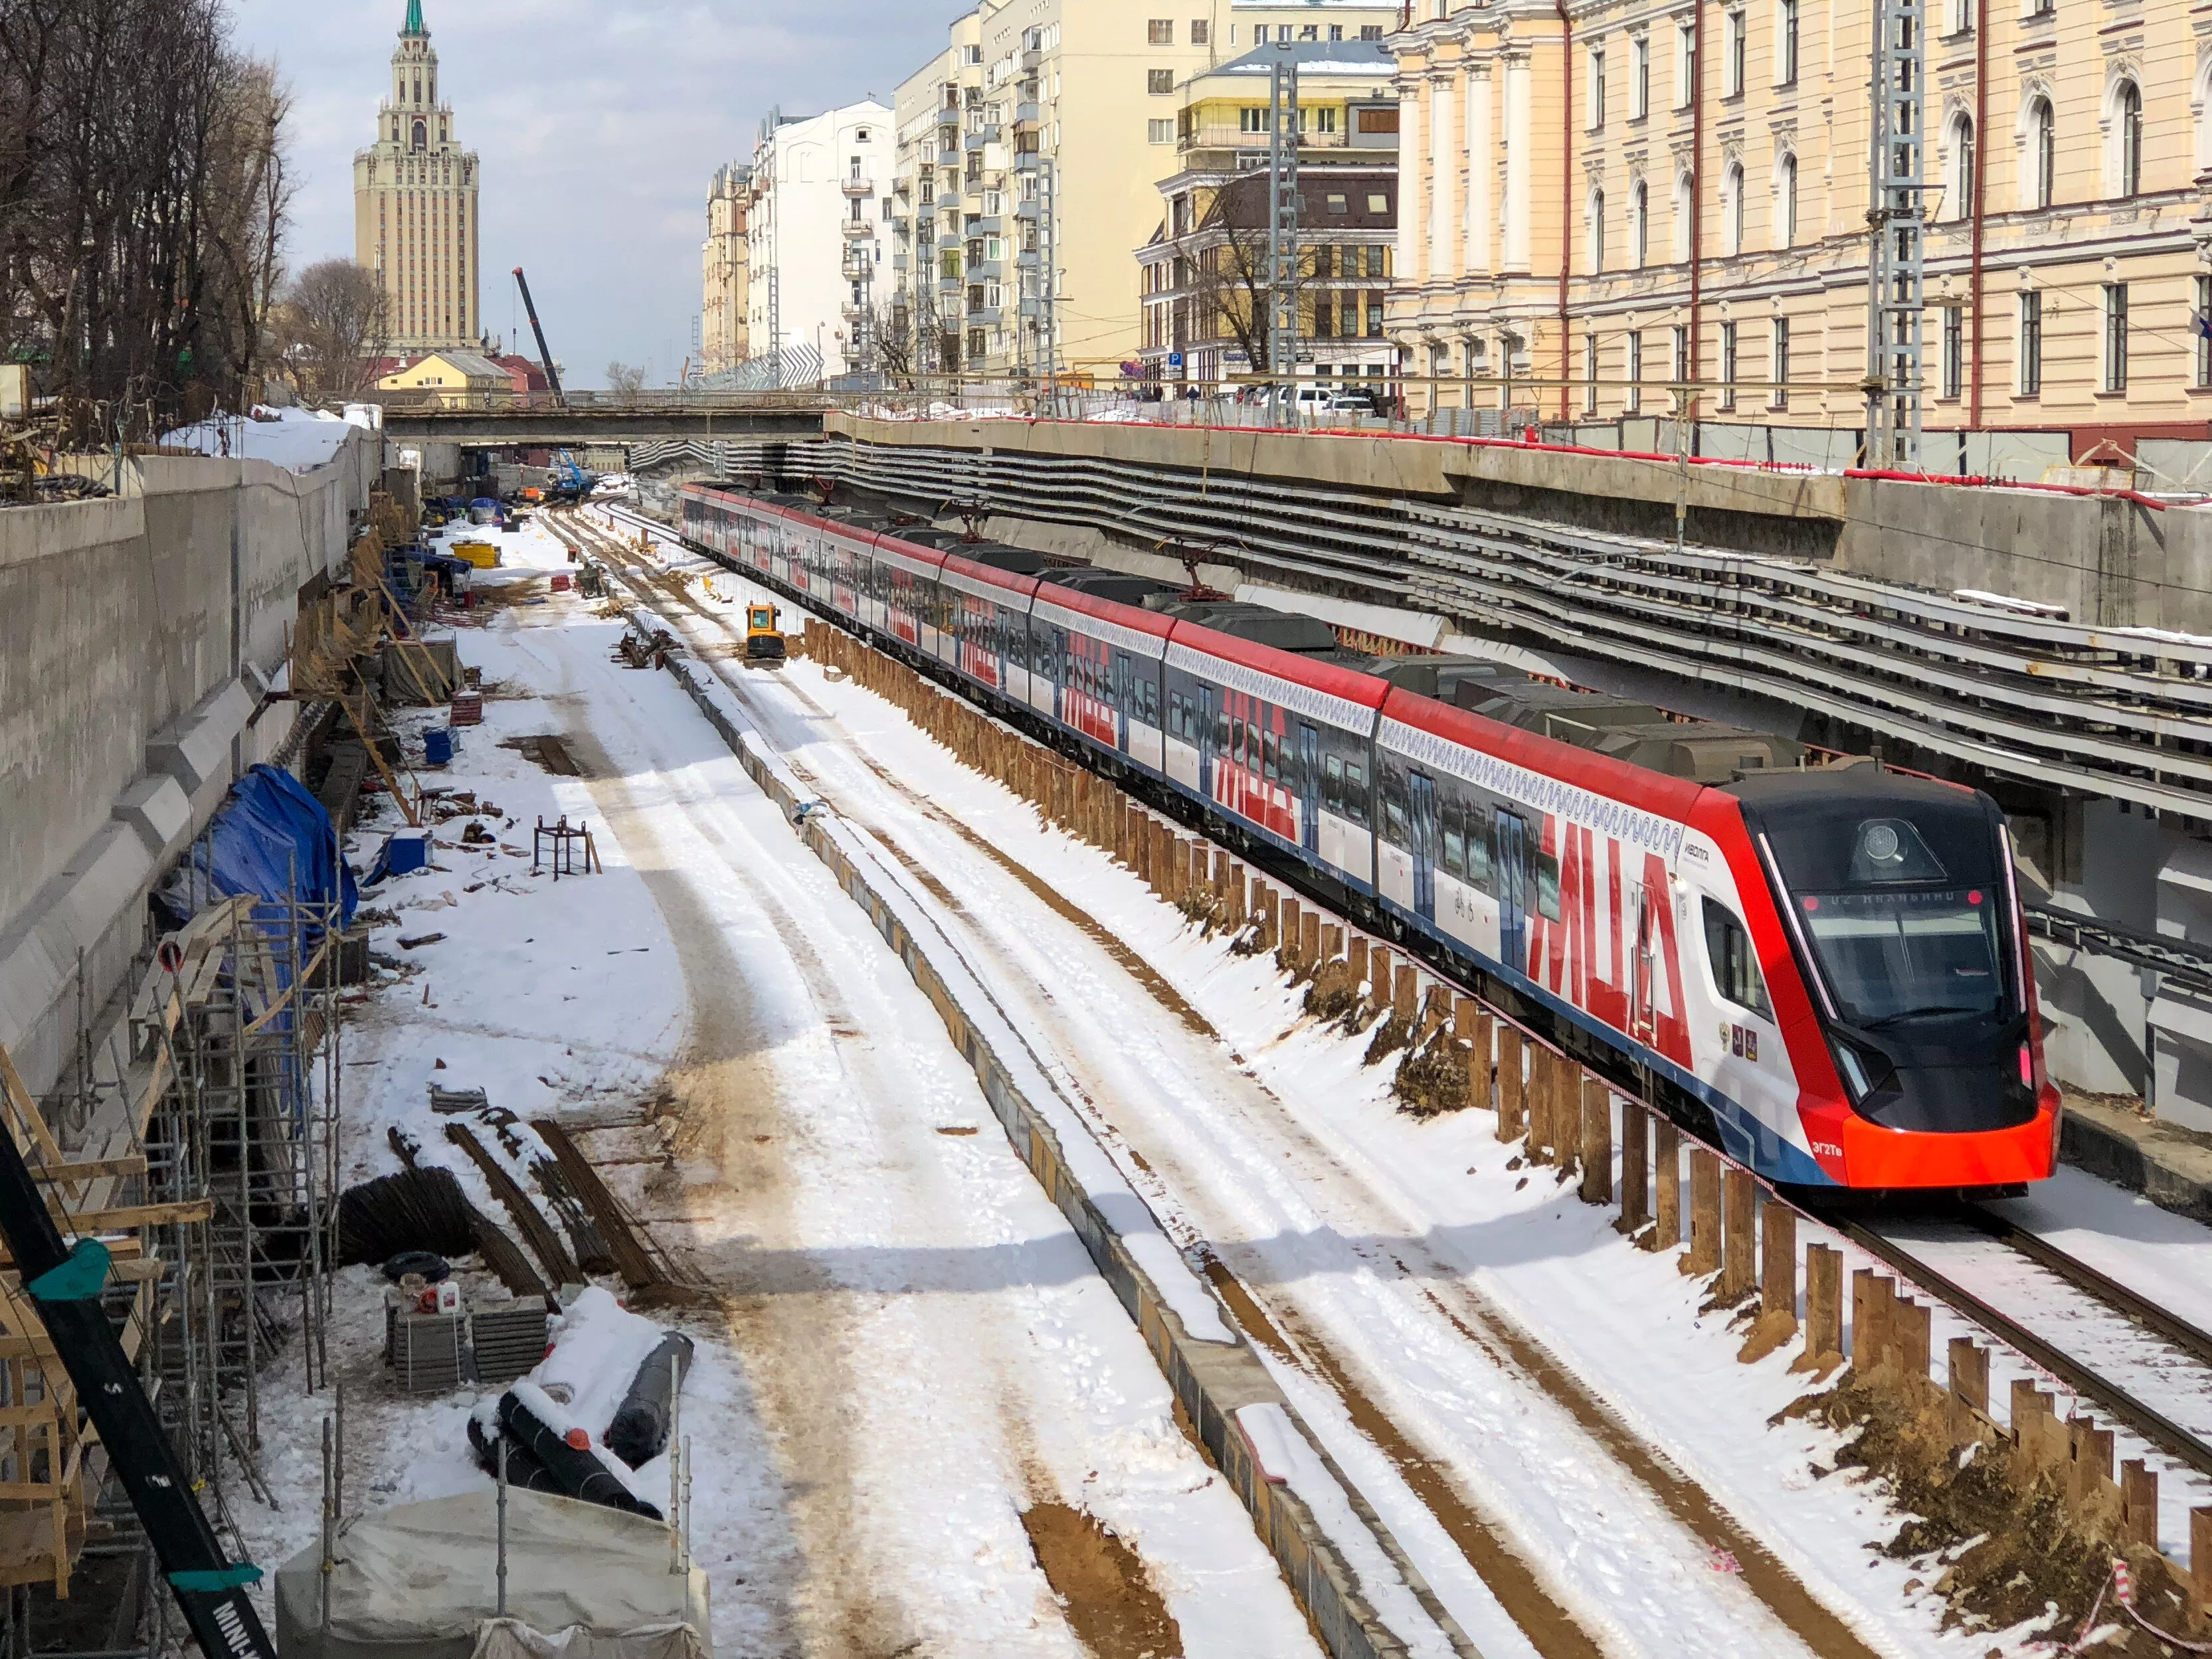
[{"x1": 424, "y1": 729, "x2": 454, "y2": 767}]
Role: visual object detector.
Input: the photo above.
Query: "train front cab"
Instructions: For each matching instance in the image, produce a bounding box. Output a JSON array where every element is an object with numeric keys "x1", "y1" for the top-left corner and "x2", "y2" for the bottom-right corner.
[
  {"x1": 1716, "y1": 771, "x2": 2059, "y2": 1191},
  {"x1": 1161, "y1": 629, "x2": 1385, "y2": 895}
]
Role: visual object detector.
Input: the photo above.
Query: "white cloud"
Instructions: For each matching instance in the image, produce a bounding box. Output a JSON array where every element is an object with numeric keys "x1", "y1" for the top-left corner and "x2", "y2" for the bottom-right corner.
[{"x1": 228, "y1": 0, "x2": 959, "y2": 388}]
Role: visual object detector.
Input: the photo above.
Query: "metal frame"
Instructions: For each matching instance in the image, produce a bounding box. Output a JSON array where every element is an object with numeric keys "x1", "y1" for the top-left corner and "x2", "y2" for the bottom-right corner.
[
  {"x1": 1864, "y1": 0, "x2": 1927, "y2": 467},
  {"x1": 1265, "y1": 45, "x2": 1302, "y2": 415}
]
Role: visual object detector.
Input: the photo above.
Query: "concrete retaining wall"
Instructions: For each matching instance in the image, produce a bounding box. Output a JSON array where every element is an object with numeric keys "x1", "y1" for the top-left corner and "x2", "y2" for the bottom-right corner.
[{"x1": 0, "y1": 435, "x2": 380, "y2": 1099}]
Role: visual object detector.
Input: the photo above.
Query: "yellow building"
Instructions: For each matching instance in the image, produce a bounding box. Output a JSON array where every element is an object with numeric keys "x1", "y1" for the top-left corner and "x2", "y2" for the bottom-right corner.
[
  {"x1": 352, "y1": 0, "x2": 482, "y2": 352},
  {"x1": 377, "y1": 350, "x2": 506, "y2": 406},
  {"x1": 701, "y1": 162, "x2": 751, "y2": 376},
  {"x1": 1390, "y1": 0, "x2": 2212, "y2": 465},
  {"x1": 888, "y1": 1, "x2": 1400, "y2": 379},
  {"x1": 1139, "y1": 40, "x2": 1402, "y2": 390}
]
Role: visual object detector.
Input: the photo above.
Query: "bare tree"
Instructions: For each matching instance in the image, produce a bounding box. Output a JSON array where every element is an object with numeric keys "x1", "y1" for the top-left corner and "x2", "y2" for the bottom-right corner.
[
  {"x1": 605, "y1": 361, "x2": 648, "y2": 394},
  {"x1": 0, "y1": 0, "x2": 295, "y2": 441},
  {"x1": 279, "y1": 259, "x2": 387, "y2": 399}
]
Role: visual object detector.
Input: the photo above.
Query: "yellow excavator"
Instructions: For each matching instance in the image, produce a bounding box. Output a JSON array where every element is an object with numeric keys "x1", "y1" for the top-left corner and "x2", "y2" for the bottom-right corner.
[{"x1": 744, "y1": 601, "x2": 787, "y2": 669}]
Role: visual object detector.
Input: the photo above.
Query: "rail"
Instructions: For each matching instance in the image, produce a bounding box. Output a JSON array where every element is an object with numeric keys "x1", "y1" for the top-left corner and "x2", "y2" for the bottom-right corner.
[{"x1": 2026, "y1": 905, "x2": 2212, "y2": 998}]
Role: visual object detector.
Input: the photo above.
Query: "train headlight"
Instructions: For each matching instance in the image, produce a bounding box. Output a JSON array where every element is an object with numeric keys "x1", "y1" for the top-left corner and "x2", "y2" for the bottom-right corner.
[{"x1": 1829, "y1": 1039, "x2": 1875, "y2": 1104}]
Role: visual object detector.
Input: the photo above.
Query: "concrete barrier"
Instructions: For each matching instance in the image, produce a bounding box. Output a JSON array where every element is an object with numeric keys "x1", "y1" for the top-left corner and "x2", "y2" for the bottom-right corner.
[{"x1": 630, "y1": 608, "x2": 1467, "y2": 1659}]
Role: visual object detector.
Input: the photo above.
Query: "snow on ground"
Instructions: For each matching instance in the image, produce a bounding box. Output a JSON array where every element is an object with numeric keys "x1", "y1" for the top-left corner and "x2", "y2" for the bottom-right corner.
[
  {"x1": 227, "y1": 517, "x2": 1321, "y2": 1659},
  {"x1": 161, "y1": 404, "x2": 375, "y2": 470},
  {"x1": 597, "y1": 509, "x2": 2137, "y2": 1657}
]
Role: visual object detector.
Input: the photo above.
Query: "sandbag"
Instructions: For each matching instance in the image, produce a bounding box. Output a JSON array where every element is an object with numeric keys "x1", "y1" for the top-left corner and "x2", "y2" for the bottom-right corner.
[
  {"x1": 604, "y1": 1332, "x2": 694, "y2": 1469},
  {"x1": 497, "y1": 1390, "x2": 660, "y2": 1521}
]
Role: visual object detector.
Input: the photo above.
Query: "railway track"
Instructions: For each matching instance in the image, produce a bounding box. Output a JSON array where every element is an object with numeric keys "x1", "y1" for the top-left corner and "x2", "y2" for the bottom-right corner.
[{"x1": 592, "y1": 495, "x2": 2212, "y2": 1528}]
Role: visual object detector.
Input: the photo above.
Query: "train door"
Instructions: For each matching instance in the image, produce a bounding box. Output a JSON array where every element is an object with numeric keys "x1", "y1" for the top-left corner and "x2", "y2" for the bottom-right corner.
[
  {"x1": 1298, "y1": 725, "x2": 1321, "y2": 853},
  {"x1": 1493, "y1": 808, "x2": 1528, "y2": 970},
  {"x1": 1051, "y1": 628, "x2": 1068, "y2": 723},
  {"x1": 1629, "y1": 885, "x2": 1658, "y2": 1041},
  {"x1": 1409, "y1": 774, "x2": 1439, "y2": 923},
  {"x1": 1199, "y1": 686, "x2": 1217, "y2": 799},
  {"x1": 1114, "y1": 651, "x2": 1133, "y2": 754}
]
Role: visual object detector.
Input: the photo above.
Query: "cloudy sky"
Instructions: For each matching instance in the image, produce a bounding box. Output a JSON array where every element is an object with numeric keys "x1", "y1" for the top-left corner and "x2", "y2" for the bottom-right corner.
[{"x1": 227, "y1": 0, "x2": 962, "y2": 389}]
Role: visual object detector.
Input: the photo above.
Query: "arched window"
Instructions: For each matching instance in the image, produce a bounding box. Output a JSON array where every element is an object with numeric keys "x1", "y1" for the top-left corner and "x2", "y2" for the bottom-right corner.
[
  {"x1": 1946, "y1": 115, "x2": 1974, "y2": 220},
  {"x1": 411, "y1": 120, "x2": 426, "y2": 153},
  {"x1": 1632, "y1": 180, "x2": 1649, "y2": 268},
  {"x1": 1776, "y1": 153, "x2": 1798, "y2": 246},
  {"x1": 1673, "y1": 170, "x2": 1695, "y2": 261},
  {"x1": 1589, "y1": 189, "x2": 1606, "y2": 270},
  {"x1": 1723, "y1": 160, "x2": 1745, "y2": 254},
  {"x1": 2031, "y1": 98, "x2": 2055, "y2": 209},
  {"x1": 2116, "y1": 79, "x2": 2144, "y2": 196}
]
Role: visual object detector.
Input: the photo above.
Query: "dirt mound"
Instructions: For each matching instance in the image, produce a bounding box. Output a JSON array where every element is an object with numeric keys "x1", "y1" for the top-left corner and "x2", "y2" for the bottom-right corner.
[
  {"x1": 1783, "y1": 1371, "x2": 2192, "y2": 1644},
  {"x1": 1395, "y1": 1023, "x2": 1473, "y2": 1118},
  {"x1": 1021, "y1": 1502, "x2": 1183, "y2": 1659}
]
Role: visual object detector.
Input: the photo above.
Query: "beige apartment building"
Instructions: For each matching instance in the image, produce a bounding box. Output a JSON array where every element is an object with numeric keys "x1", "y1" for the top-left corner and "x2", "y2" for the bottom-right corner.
[
  {"x1": 887, "y1": 1, "x2": 1399, "y2": 379},
  {"x1": 701, "y1": 163, "x2": 751, "y2": 375},
  {"x1": 353, "y1": 0, "x2": 481, "y2": 353},
  {"x1": 1390, "y1": 0, "x2": 2212, "y2": 464},
  {"x1": 1138, "y1": 40, "x2": 1402, "y2": 390}
]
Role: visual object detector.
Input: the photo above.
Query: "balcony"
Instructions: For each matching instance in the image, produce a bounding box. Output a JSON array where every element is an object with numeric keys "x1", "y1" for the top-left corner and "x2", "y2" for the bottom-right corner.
[
  {"x1": 1015, "y1": 199, "x2": 1040, "y2": 221},
  {"x1": 968, "y1": 306, "x2": 1001, "y2": 325},
  {"x1": 1022, "y1": 47, "x2": 1041, "y2": 70},
  {"x1": 938, "y1": 146, "x2": 960, "y2": 167},
  {"x1": 965, "y1": 258, "x2": 1001, "y2": 279},
  {"x1": 1015, "y1": 102, "x2": 1040, "y2": 127},
  {"x1": 936, "y1": 105, "x2": 959, "y2": 129},
  {"x1": 1016, "y1": 248, "x2": 1040, "y2": 269},
  {"x1": 840, "y1": 176, "x2": 876, "y2": 198},
  {"x1": 966, "y1": 215, "x2": 1002, "y2": 236},
  {"x1": 1177, "y1": 124, "x2": 1367, "y2": 157},
  {"x1": 1015, "y1": 149, "x2": 1039, "y2": 173},
  {"x1": 892, "y1": 253, "x2": 908, "y2": 272},
  {"x1": 841, "y1": 220, "x2": 876, "y2": 240},
  {"x1": 965, "y1": 124, "x2": 1000, "y2": 149}
]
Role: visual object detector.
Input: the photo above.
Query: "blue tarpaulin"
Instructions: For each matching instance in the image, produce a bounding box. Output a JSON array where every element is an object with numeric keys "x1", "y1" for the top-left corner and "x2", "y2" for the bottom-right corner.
[{"x1": 193, "y1": 764, "x2": 359, "y2": 929}]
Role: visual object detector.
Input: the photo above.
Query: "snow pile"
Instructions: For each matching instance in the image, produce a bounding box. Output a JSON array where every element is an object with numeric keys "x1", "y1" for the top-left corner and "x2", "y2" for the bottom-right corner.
[
  {"x1": 161, "y1": 404, "x2": 372, "y2": 472},
  {"x1": 530, "y1": 1286, "x2": 670, "y2": 1441}
]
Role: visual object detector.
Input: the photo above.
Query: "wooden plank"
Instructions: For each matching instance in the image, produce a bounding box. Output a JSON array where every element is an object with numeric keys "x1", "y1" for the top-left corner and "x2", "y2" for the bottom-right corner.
[
  {"x1": 53, "y1": 1199, "x2": 212, "y2": 1231},
  {"x1": 33, "y1": 1157, "x2": 147, "y2": 1185}
]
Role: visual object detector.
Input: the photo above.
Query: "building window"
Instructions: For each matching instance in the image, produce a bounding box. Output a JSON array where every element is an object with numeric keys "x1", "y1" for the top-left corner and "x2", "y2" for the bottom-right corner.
[
  {"x1": 1673, "y1": 170, "x2": 1694, "y2": 260},
  {"x1": 1770, "y1": 317, "x2": 1790, "y2": 407},
  {"x1": 1148, "y1": 19, "x2": 1172, "y2": 44},
  {"x1": 1241, "y1": 106, "x2": 1267, "y2": 133},
  {"x1": 1946, "y1": 116, "x2": 1975, "y2": 221},
  {"x1": 1590, "y1": 47, "x2": 1606, "y2": 131},
  {"x1": 2018, "y1": 290, "x2": 2042, "y2": 394},
  {"x1": 1632, "y1": 180, "x2": 1649, "y2": 267},
  {"x1": 1777, "y1": 153, "x2": 1797, "y2": 246},
  {"x1": 1360, "y1": 23, "x2": 1384, "y2": 39},
  {"x1": 1677, "y1": 20, "x2": 1698, "y2": 110},
  {"x1": 1631, "y1": 36, "x2": 1650, "y2": 119},
  {"x1": 1672, "y1": 323, "x2": 1689, "y2": 385},
  {"x1": 1723, "y1": 161, "x2": 1745, "y2": 254},
  {"x1": 2116, "y1": 80, "x2": 2143, "y2": 197},
  {"x1": 1941, "y1": 306, "x2": 1964, "y2": 398},
  {"x1": 1192, "y1": 19, "x2": 1209, "y2": 44},
  {"x1": 2031, "y1": 98, "x2": 2055, "y2": 209},
  {"x1": 2197, "y1": 275, "x2": 2212, "y2": 389},
  {"x1": 1584, "y1": 333, "x2": 1600, "y2": 413},
  {"x1": 1148, "y1": 69, "x2": 1174, "y2": 94},
  {"x1": 1589, "y1": 189, "x2": 1606, "y2": 270},
  {"x1": 1724, "y1": 11, "x2": 1746, "y2": 97},
  {"x1": 1366, "y1": 292, "x2": 1385, "y2": 336},
  {"x1": 1719, "y1": 319, "x2": 1738, "y2": 408},
  {"x1": 1778, "y1": 0, "x2": 1799, "y2": 85},
  {"x1": 1627, "y1": 331, "x2": 1644, "y2": 412},
  {"x1": 1147, "y1": 119, "x2": 1174, "y2": 143},
  {"x1": 2104, "y1": 282, "x2": 2129, "y2": 391}
]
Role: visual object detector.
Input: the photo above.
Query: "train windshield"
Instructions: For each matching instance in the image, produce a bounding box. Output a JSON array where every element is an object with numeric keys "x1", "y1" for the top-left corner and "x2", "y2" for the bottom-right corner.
[{"x1": 1764, "y1": 802, "x2": 2014, "y2": 1029}]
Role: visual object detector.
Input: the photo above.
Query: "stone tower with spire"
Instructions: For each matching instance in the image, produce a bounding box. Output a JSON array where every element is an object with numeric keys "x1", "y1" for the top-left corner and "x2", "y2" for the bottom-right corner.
[{"x1": 353, "y1": 0, "x2": 481, "y2": 351}]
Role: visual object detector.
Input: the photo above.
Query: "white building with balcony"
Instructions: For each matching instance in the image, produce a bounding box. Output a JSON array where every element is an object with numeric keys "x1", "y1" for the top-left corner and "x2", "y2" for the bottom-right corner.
[{"x1": 743, "y1": 100, "x2": 892, "y2": 386}]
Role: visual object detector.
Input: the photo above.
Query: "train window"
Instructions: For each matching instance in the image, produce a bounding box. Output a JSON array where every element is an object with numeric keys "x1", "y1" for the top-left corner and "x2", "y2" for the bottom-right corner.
[
  {"x1": 1441, "y1": 806, "x2": 1466, "y2": 877},
  {"x1": 1262, "y1": 729, "x2": 1279, "y2": 782},
  {"x1": 1382, "y1": 790, "x2": 1407, "y2": 847},
  {"x1": 1324, "y1": 754, "x2": 1344, "y2": 812},
  {"x1": 1215, "y1": 709, "x2": 1231, "y2": 754},
  {"x1": 1702, "y1": 899, "x2": 1773, "y2": 1019},
  {"x1": 1466, "y1": 810, "x2": 1493, "y2": 890},
  {"x1": 1141, "y1": 678, "x2": 1159, "y2": 727},
  {"x1": 1344, "y1": 762, "x2": 1368, "y2": 826},
  {"x1": 1168, "y1": 689, "x2": 1184, "y2": 735},
  {"x1": 1230, "y1": 718, "x2": 1246, "y2": 764},
  {"x1": 1536, "y1": 851, "x2": 1562, "y2": 921}
]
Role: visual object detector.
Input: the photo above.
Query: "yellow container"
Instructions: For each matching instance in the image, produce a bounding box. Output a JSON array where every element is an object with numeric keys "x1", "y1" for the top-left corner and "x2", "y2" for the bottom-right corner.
[{"x1": 450, "y1": 541, "x2": 502, "y2": 569}]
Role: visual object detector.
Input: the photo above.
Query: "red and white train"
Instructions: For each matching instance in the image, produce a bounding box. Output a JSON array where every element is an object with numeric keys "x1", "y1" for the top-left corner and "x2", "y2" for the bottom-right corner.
[{"x1": 680, "y1": 481, "x2": 2061, "y2": 1193}]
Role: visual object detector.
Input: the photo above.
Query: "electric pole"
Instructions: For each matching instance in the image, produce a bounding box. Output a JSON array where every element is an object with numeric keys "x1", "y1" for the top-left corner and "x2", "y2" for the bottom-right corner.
[
  {"x1": 1266, "y1": 43, "x2": 1302, "y2": 421},
  {"x1": 1864, "y1": 0, "x2": 1926, "y2": 468}
]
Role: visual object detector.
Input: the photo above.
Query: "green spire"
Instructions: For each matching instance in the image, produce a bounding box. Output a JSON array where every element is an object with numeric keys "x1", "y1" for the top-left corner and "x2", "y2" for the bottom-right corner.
[{"x1": 402, "y1": 0, "x2": 425, "y2": 35}]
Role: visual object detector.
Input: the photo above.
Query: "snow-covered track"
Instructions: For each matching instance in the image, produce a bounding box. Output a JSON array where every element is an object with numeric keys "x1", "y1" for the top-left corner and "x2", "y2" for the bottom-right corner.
[{"x1": 1831, "y1": 1206, "x2": 2212, "y2": 1480}]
